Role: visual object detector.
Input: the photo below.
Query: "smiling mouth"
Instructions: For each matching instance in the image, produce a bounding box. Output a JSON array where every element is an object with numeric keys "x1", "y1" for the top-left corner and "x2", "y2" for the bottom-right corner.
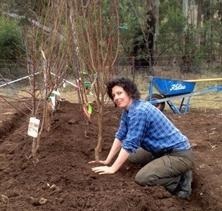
[{"x1": 115, "y1": 100, "x2": 121, "y2": 106}]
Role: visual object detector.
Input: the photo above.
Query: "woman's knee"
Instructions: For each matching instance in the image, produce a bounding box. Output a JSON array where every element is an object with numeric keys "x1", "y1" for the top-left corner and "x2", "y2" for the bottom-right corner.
[{"x1": 135, "y1": 171, "x2": 158, "y2": 186}]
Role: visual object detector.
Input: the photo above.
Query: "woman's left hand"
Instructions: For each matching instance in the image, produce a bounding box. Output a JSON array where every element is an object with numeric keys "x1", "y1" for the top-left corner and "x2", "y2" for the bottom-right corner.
[{"x1": 92, "y1": 166, "x2": 115, "y2": 175}]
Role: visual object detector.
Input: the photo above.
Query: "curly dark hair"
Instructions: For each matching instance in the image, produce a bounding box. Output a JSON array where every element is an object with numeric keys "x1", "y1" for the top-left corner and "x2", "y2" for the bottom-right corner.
[{"x1": 106, "y1": 77, "x2": 140, "y2": 100}]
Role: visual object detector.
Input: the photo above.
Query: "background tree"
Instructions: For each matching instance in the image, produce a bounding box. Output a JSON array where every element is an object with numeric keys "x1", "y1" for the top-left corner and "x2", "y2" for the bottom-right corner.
[
  {"x1": 119, "y1": 1, "x2": 154, "y2": 69},
  {"x1": 3, "y1": 0, "x2": 222, "y2": 75}
]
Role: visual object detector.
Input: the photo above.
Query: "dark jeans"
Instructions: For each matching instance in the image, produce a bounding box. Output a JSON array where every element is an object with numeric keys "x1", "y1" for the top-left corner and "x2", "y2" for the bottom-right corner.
[{"x1": 128, "y1": 148, "x2": 194, "y2": 193}]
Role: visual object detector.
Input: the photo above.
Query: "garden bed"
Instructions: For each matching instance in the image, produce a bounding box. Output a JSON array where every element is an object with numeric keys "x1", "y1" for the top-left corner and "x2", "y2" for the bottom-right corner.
[{"x1": 0, "y1": 100, "x2": 222, "y2": 210}]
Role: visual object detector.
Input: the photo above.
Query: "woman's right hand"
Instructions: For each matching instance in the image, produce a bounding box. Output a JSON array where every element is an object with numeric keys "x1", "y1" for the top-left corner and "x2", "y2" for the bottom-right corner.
[{"x1": 88, "y1": 160, "x2": 109, "y2": 165}]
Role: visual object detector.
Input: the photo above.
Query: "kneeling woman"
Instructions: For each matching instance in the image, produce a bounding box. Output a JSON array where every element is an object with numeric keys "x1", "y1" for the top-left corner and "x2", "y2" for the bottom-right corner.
[{"x1": 90, "y1": 77, "x2": 193, "y2": 199}]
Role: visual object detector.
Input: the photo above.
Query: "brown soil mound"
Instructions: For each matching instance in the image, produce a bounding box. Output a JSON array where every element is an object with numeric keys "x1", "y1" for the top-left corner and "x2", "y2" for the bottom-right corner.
[{"x1": 0, "y1": 101, "x2": 222, "y2": 210}]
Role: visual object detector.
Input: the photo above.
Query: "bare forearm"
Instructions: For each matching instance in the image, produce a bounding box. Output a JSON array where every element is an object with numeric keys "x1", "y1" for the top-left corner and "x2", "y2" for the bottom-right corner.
[
  {"x1": 105, "y1": 138, "x2": 122, "y2": 164},
  {"x1": 91, "y1": 147, "x2": 130, "y2": 174},
  {"x1": 111, "y1": 148, "x2": 129, "y2": 172}
]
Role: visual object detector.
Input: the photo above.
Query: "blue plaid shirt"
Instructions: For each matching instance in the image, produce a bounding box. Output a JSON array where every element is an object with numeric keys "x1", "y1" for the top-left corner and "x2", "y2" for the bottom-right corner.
[{"x1": 115, "y1": 100, "x2": 191, "y2": 154}]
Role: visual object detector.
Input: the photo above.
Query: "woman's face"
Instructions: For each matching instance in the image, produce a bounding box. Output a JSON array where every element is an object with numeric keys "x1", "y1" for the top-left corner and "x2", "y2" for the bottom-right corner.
[{"x1": 112, "y1": 85, "x2": 133, "y2": 109}]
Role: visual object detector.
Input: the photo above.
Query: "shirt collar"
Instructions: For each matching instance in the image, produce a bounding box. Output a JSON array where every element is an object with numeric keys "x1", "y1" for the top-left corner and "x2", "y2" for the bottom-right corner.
[{"x1": 126, "y1": 99, "x2": 140, "y2": 111}]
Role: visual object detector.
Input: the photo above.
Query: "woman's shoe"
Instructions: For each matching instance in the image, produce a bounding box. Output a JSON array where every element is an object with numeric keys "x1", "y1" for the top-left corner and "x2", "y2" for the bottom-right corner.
[{"x1": 177, "y1": 170, "x2": 192, "y2": 199}]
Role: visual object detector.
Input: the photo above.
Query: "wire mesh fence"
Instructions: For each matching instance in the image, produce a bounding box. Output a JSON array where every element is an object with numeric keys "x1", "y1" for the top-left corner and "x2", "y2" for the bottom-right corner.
[{"x1": 0, "y1": 57, "x2": 222, "y2": 110}]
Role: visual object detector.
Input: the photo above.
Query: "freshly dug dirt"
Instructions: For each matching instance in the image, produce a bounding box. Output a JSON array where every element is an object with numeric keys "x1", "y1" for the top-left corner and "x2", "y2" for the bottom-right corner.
[{"x1": 0, "y1": 100, "x2": 222, "y2": 211}]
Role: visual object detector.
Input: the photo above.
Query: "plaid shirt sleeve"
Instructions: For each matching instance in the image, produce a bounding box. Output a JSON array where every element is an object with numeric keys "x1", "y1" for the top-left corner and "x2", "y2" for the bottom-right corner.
[
  {"x1": 115, "y1": 111, "x2": 128, "y2": 141},
  {"x1": 122, "y1": 109, "x2": 148, "y2": 153}
]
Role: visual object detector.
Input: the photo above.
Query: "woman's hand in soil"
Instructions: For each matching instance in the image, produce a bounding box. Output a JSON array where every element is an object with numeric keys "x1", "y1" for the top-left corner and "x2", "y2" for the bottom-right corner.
[{"x1": 91, "y1": 166, "x2": 115, "y2": 175}]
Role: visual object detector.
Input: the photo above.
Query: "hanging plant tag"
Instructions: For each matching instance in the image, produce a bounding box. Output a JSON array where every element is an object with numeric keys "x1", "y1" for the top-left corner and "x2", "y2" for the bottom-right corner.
[
  {"x1": 27, "y1": 117, "x2": 40, "y2": 138},
  {"x1": 52, "y1": 90, "x2": 60, "y2": 96},
  {"x1": 50, "y1": 95, "x2": 56, "y2": 111},
  {"x1": 87, "y1": 104, "x2": 93, "y2": 114}
]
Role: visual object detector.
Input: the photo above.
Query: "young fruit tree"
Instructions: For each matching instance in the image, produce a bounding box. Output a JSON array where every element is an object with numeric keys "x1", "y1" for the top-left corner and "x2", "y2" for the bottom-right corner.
[
  {"x1": 69, "y1": 0, "x2": 119, "y2": 160},
  {"x1": 23, "y1": 1, "x2": 70, "y2": 161}
]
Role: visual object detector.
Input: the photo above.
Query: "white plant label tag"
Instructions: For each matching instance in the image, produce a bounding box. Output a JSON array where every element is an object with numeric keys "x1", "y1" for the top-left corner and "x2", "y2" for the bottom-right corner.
[
  {"x1": 52, "y1": 90, "x2": 60, "y2": 96},
  {"x1": 27, "y1": 117, "x2": 40, "y2": 138},
  {"x1": 50, "y1": 95, "x2": 56, "y2": 111}
]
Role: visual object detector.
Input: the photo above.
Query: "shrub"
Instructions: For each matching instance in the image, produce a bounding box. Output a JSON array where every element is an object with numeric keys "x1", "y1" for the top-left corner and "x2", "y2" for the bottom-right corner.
[{"x1": 0, "y1": 16, "x2": 25, "y2": 63}]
